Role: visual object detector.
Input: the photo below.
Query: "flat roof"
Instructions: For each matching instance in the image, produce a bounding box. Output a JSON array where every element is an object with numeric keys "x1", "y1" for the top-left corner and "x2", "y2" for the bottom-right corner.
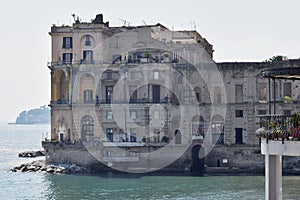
[{"x1": 261, "y1": 67, "x2": 300, "y2": 80}]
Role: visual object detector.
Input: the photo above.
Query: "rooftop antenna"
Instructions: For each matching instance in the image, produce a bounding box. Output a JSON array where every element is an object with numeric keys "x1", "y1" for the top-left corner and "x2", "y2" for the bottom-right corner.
[
  {"x1": 191, "y1": 21, "x2": 196, "y2": 30},
  {"x1": 118, "y1": 18, "x2": 130, "y2": 26},
  {"x1": 71, "y1": 13, "x2": 80, "y2": 23},
  {"x1": 71, "y1": 14, "x2": 76, "y2": 22}
]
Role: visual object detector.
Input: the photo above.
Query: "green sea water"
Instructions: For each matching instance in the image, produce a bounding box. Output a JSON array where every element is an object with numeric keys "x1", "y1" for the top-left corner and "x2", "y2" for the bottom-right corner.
[{"x1": 0, "y1": 123, "x2": 299, "y2": 200}]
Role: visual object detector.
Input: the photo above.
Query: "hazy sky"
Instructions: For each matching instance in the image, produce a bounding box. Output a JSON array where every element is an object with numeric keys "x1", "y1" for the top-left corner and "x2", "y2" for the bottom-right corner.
[{"x1": 0, "y1": 0, "x2": 299, "y2": 122}]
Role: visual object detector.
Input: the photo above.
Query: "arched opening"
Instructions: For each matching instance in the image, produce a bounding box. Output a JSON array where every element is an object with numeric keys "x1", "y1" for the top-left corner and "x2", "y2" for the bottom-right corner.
[
  {"x1": 190, "y1": 145, "x2": 205, "y2": 174},
  {"x1": 175, "y1": 129, "x2": 181, "y2": 144},
  {"x1": 53, "y1": 70, "x2": 69, "y2": 103},
  {"x1": 81, "y1": 115, "x2": 94, "y2": 141},
  {"x1": 60, "y1": 72, "x2": 68, "y2": 102},
  {"x1": 212, "y1": 115, "x2": 225, "y2": 144}
]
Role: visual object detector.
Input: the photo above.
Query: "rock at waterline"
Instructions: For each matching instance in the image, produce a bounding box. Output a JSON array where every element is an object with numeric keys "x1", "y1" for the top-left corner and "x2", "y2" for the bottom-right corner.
[
  {"x1": 11, "y1": 160, "x2": 89, "y2": 174},
  {"x1": 18, "y1": 151, "x2": 45, "y2": 158}
]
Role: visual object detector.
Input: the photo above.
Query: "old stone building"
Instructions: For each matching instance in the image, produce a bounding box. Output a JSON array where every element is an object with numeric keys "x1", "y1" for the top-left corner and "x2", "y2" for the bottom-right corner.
[{"x1": 43, "y1": 14, "x2": 300, "y2": 173}]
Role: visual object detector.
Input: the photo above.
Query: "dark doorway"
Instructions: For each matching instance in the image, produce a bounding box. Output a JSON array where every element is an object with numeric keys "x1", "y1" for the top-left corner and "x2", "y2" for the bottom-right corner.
[
  {"x1": 217, "y1": 159, "x2": 221, "y2": 167},
  {"x1": 235, "y1": 128, "x2": 243, "y2": 144},
  {"x1": 190, "y1": 145, "x2": 205, "y2": 175},
  {"x1": 152, "y1": 85, "x2": 160, "y2": 103}
]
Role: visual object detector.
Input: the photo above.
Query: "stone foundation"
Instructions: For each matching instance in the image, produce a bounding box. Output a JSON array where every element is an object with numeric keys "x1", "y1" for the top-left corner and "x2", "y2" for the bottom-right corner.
[{"x1": 42, "y1": 142, "x2": 300, "y2": 174}]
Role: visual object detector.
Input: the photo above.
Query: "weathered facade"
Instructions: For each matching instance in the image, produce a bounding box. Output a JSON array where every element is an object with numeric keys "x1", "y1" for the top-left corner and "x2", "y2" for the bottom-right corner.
[{"x1": 43, "y1": 14, "x2": 300, "y2": 173}]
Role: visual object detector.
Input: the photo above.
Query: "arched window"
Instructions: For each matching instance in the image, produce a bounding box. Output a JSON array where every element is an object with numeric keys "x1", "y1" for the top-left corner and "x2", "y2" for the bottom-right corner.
[
  {"x1": 212, "y1": 115, "x2": 224, "y2": 144},
  {"x1": 81, "y1": 115, "x2": 94, "y2": 141},
  {"x1": 53, "y1": 70, "x2": 69, "y2": 103},
  {"x1": 175, "y1": 129, "x2": 181, "y2": 144}
]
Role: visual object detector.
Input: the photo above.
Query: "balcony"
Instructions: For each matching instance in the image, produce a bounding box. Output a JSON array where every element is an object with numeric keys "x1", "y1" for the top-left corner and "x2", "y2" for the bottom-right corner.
[{"x1": 50, "y1": 100, "x2": 69, "y2": 105}]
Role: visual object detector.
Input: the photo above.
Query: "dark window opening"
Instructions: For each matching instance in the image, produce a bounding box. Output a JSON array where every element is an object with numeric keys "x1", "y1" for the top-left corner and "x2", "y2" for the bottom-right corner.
[
  {"x1": 107, "y1": 71, "x2": 113, "y2": 80},
  {"x1": 85, "y1": 35, "x2": 91, "y2": 46},
  {"x1": 106, "y1": 86, "x2": 113, "y2": 103},
  {"x1": 62, "y1": 53, "x2": 73, "y2": 64},
  {"x1": 175, "y1": 130, "x2": 182, "y2": 144},
  {"x1": 83, "y1": 50, "x2": 93, "y2": 64},
  {"x1": 106, "y1": 128, "x2": 113, "y2": 142},
  {"x1": 63, "y1": 37, "x2": 72, "y2": 48},
  {"x1": 152, "y1": 85, "x2": 160, "y2": 103},
  {"x1": 235, "y1": 110, "x2": 244, "y2": 118}
]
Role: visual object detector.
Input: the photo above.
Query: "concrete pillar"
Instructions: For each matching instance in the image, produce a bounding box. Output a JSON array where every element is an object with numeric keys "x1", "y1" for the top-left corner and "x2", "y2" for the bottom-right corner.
[{"x1": 265, "y1": 154, "x2": 282, "y2": 200}]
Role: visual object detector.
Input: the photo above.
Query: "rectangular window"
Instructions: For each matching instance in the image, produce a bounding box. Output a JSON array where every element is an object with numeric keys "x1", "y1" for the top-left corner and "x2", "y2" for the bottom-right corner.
[
  {"x1": 154, "y1": 71, "x2": 159, "y2": 80},
  {"x1": 130, "y1": 111, "x2": 137, "y2": 119},
  {"x1": 173, "y1": 51, "x2": 179, "y2": 62},
  {"x1": 106, "y1": 86, "x2": 113, "y2": 103},
  {"x1": 283, "y1": 82, "x2": 292, "y2": 97},
  {"x1": 153, "y1": 111, "x2": 160, "y2": 119},
  {"x1": 107, "y1": 111, "x2": 113, "y2": 119},
  {"x1": 106, "y1": 128, "x2": 113, "y2": 142},
  {"x1": 258, "y1": 83, "x2": 267, "y2": 102},
  {"x1": 107, "y1": 72, "x2": 113, "y2": 80},
  {"x1": 62, "y1": 37, "x2": 72, "y2": 48},
  {"x1": 85, "y1": 35, "x2": 91, "y2": 46},
  {"x1": 235, "y1": 110, "x2": 244, "y2": 118},
  {"x1": 83, "y1": 50, "x2": 93, "y2": 64},
  {"x1": 235, "y1": 84, "x2": 243, "y2": 103},
  {"x1": 83, "y1": 90, "x2": 93, "y2": 103},
  {"x1": 62, "y1": 53, "x2": 73, "y2": 64}
]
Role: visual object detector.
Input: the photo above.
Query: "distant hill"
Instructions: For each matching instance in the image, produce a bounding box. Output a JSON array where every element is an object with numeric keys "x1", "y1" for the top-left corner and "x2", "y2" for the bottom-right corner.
[{"x1": 15, "y1": 105, "x2": 50, "y2": 124}]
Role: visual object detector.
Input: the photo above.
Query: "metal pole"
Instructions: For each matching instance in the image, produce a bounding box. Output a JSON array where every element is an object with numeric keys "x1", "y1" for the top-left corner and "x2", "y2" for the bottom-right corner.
[
  {"x1": 273, "y1": 78, "x2": 276, "y2": 115},
  {"x1": 268, "y1": 78, "x2": 271, "y2": 115}
]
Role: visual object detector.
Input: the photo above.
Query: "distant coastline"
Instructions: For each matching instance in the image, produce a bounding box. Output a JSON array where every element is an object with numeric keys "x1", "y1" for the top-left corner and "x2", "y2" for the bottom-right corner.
[{"x1": 13, "y1": 105, "x2": 50, "y2": 125}]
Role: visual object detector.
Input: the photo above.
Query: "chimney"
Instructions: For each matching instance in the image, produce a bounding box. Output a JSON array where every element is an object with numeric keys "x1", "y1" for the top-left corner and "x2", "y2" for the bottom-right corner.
[{"x1": 93, "y1": 14, "x2": 103, "y2": 24}]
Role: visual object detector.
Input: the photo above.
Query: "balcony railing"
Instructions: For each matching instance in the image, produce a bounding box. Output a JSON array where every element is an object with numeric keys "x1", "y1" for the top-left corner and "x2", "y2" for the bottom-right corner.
[
  {"x1": 257, "y1": 114, "x2": 300, "y2": 143},
  {"x1": 48, "y1": 60, "x2": 190, "y2": 68}
]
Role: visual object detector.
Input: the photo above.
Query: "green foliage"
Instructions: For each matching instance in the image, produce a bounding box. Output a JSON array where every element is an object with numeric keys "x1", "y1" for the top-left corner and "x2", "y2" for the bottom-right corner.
[
  {"x1": 291, "y1": 112, "x2": 300, "y2": 127},
  {"x1": 264, "y1": 55, "x2": 284, "y2": 63}
]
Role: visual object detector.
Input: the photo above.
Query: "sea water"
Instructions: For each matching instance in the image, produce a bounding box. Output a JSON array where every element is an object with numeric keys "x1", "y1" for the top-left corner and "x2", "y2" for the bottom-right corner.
[{"x1": 0, "y1": 123, "x2": 299, "y2": 200}]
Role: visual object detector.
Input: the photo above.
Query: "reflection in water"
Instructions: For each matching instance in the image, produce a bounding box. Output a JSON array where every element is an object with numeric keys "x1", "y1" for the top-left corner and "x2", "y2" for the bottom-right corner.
[{"x1": 44, "y1": 174, "x2": 266, "y2": 200}]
